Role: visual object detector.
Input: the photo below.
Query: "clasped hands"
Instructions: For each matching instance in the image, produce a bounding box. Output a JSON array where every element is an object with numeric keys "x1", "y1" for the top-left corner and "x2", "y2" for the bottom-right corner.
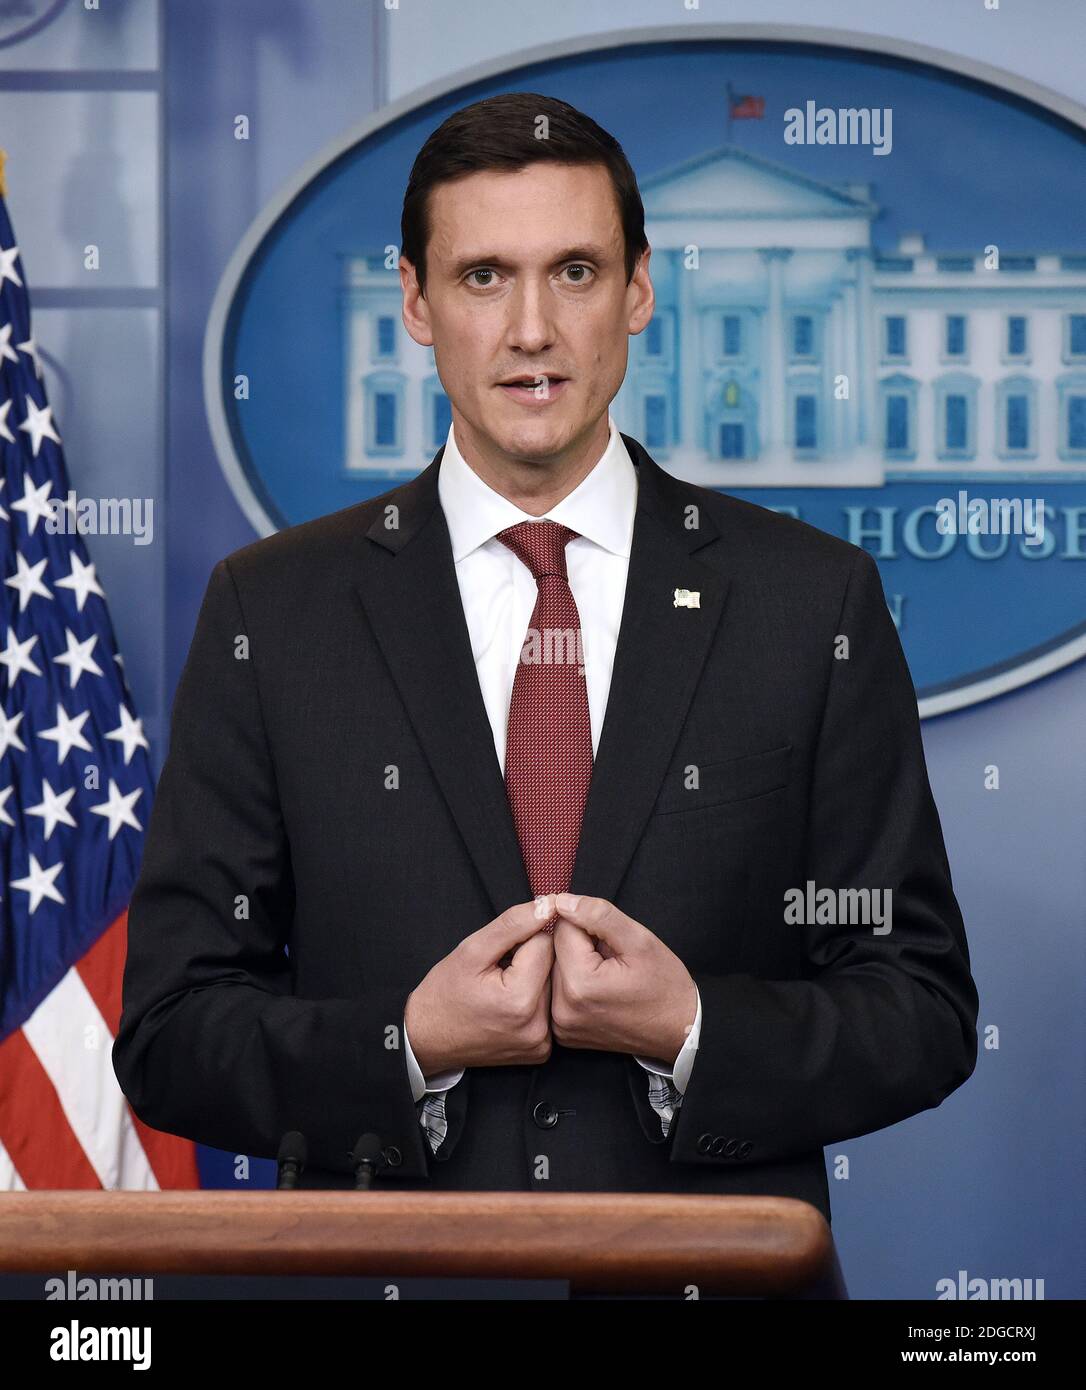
[{"x1": 404, "y1": 893, "x2": 698, "y2": 1076}]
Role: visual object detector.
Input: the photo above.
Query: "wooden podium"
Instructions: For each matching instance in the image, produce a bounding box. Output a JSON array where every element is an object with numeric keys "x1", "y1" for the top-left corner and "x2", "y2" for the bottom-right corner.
[{"x1": 0, "y1": 1191, "x2": 846, "y2": 1298}]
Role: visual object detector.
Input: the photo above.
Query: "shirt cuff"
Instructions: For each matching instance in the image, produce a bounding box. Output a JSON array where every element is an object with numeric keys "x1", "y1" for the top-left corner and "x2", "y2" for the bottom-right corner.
[
  {"x1": 632, "y1": 986, "x2": 702, "y2": 1096},
  {"x1": 403, "y1": 1013, "x2": 465, "y2": 1103}
]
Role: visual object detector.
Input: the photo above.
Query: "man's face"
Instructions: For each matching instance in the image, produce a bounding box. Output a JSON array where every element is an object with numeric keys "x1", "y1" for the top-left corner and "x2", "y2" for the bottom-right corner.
[{"x1": 401, "y1": 161, "x2": 654, "y2": 470}]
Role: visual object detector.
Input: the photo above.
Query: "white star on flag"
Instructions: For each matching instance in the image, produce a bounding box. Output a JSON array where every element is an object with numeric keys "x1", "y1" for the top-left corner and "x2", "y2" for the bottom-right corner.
[
  {"x1": 26, "y1": 778, "x2": 78, "y2": 839},
  {"x1": 38, "y1": 703, "x2": 93, "y2": 762},
  {"x1": 54, "y1": 553, "x2": 105, "y2": 610},
  {"x1": 10, "y1": 470, "x2": 54, "y2": 532},
  {"x1": 10, "y1": 853, "x2": 66, "y2": 914},
  {"x1": 105, "y1": 704, "x2": 150, "y2": 764},
  {"x1": 0, "y1": 708, "x2": 27, "y2": 758},
  {"x1": 0, "y1": 627, "x2": 42, "y2": 684},
  {"x1": 5, "y1": 551, "x2": 51, "y2": 610},
  {"x1": 0, "y1": 322, "x2": 18, "y2": 366},
  {"x1": 0, "y1": 241, "x2": 22, "y2": 289},
  {"x1": 89, "y1": 779, "x2": 143, "y2": 840},
  {"x1": 0, "y1": 785, "x2": 14, "y2": 827},
  {"x1": 17, "y1": 395, "x2": 61, "y2": 456},
  {"x1": 17, "y1": 333, "x2": 43, "y2": 378},
  {"x1": 52, "y1": 627, "x2": 103, "y2": 687}
]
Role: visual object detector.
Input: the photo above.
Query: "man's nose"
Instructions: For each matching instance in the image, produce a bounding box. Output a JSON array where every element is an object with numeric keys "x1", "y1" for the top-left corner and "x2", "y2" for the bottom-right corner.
[{"x1": 505, "y1": 279, "x2": 556, "y2": 353}]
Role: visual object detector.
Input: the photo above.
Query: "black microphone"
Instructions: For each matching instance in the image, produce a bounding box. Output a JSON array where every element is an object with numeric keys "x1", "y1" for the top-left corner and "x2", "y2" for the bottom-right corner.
[
  {"x1": 350, "y1": 1133, "x2": 385, "y2": 1191},
  {"x1": 276, "y1": 1130, "x2": 307, "y2": 1190}
]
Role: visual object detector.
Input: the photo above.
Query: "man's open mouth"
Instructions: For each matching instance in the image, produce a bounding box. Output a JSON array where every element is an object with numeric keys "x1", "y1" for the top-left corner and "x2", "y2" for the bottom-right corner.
[{"x1": 498, "y1": 374, "x2": 569, "y2": 394}]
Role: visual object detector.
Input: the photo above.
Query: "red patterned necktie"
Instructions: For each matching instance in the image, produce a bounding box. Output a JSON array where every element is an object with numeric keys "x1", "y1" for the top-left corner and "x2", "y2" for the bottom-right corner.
[{"x1": 497, "y1": 520, "x2": 593, "y2": 931}]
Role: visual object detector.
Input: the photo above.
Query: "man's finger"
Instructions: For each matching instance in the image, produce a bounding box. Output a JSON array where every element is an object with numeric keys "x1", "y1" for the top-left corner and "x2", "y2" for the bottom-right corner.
[
  {"x1": 502, "y1": 922, "x2": 555, "y2": 985},
  {"x1": 552, "y1": 915, "x2": 597, "y2": 966},
  {"x1": 554, "y1": 893, "x2": 636, "y2": 953},
  {"x1": 474, "y1": 895, "x2": 556, "y2": 966}
]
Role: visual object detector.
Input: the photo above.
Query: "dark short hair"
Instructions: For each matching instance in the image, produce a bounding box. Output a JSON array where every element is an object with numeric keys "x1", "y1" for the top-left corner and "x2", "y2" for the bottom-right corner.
[{"x1": 401, "y1": 91, "x2": 648, "y2": 296}]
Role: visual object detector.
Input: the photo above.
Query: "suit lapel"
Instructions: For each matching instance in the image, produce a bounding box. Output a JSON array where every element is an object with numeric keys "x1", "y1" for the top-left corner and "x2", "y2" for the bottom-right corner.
[
  {"x1": 569, "y1": 434, "x2": 730, "y2": 903},
  {"x1": 353, "y1": 454, "x2": 532, "y2": 916},
  {"x1": 353, "y1": 433, "x2": 731, "y2": 918}
]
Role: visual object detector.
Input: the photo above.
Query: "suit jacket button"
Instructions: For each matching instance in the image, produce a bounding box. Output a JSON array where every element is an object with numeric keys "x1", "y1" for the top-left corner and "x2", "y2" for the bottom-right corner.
[
  {"x1": 710, "y1": 1136, "x2": 727, "y2": 1156},
  {"x1": 532, "y1": 1101, "x2": 559, "y2": 1129},
  {"x1": 382, "y1": 1145, "x2": 402, "y2": 1167},
  {"x1": 737, "y1": 1140, "x2": 753, "y2": 1159},
  {"x1": 696, "y1": 1133, "x2": 713, "y2": 1154}
]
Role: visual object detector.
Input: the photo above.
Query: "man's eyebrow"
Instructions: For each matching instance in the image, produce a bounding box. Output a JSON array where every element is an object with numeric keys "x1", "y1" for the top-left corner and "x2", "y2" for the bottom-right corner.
[{"x1": 446, "y1": 245, "x2": 613, "y2": 278}]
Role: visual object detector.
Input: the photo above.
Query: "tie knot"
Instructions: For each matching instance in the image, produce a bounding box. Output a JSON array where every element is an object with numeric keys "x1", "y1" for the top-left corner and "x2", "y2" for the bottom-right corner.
[{"x1": 496, "y1": 519, "x2": 578, "y2": 582}]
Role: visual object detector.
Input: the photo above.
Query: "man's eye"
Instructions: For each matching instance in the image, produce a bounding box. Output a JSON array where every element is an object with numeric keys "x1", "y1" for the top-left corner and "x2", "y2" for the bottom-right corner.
[{"x1": 465, "y1": 266, "x2": 594, "y2": 287}]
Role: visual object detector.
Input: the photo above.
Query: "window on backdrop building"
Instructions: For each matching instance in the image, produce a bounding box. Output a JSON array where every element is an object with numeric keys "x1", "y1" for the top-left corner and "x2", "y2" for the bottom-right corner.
[{"x1": 884, "y1": 315, "x2": 908, "y2": 361}]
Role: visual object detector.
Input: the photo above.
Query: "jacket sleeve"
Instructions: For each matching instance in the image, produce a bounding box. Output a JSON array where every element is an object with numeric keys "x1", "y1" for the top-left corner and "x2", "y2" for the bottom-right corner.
[
  {"x1": 668, "y1": 547, "x2": 979, "y2": 1168},
  {"x1": 112, "y1": 559, "x2": 434, "y2": 1179}
]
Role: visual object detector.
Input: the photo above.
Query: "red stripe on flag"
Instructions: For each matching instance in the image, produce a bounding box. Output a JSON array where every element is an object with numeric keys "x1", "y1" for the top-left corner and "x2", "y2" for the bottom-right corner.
[
  {"x1": 78, "y1": 911, "x2": 201, "y2": 1190},
  {"x1": 0, "y1": 1027, "x2": 102, "y2": 1188}
]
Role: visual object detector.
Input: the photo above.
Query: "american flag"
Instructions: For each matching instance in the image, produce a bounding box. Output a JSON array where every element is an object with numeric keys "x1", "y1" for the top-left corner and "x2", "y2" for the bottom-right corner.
[
  {"x1": 0, "y1": 168, "x2": 198, "y2": 1189},
  {"x1": 727, "y1": 86, "x2": 766, "y2": 121}
]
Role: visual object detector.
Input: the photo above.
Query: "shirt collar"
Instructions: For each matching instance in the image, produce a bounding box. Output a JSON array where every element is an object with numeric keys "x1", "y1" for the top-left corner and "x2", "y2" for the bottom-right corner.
[{"x1": 437, "y1": 414, "x2": 637, "y2": 562}]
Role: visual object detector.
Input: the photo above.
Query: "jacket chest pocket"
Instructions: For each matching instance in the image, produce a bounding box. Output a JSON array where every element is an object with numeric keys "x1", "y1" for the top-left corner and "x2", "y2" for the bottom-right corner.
[{"x1": 652, "y1": 743, "x2": 792, "y2": 817}]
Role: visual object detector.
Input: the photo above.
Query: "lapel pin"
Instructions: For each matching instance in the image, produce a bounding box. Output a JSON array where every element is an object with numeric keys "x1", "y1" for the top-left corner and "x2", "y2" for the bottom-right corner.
[{"x1": 673, "y1": 588, "x2": 701, "y2": 609}]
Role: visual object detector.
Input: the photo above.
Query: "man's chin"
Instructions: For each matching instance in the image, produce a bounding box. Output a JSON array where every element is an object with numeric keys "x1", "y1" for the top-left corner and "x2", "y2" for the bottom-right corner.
[{"x1": 489, "y1": 417, "x2": 574, "y2": 463}]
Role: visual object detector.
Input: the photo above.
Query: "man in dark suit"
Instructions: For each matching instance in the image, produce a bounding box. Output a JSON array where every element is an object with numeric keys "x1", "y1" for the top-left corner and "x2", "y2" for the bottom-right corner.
[{"x1": 113, "y1": 93, "x2": 978, "y2": 1220}]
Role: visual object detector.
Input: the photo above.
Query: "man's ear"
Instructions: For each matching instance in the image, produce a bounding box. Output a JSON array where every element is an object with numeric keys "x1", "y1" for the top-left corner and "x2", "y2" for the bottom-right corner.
[
  {"x1": 627, "y1": 244, "x2": 655, "y2": 336},
  {"x1": 399, "y1": 255, "x2": 434, "y2": 348}
]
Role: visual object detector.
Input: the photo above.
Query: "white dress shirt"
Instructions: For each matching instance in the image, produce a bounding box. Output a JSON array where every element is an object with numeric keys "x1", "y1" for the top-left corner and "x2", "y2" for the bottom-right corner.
[{"x1": 401, "y1": 416, "x2": 702, "y2": 1151}]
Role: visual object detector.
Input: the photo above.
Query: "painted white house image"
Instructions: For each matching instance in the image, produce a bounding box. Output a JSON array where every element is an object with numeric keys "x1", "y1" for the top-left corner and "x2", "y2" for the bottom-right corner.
[{"x1": 341, "y1": 143, "x2": 1086, "y2": 485}]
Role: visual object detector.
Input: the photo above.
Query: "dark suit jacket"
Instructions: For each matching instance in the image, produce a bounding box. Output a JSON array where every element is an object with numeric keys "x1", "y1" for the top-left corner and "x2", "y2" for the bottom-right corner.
[{"x1": 112, "y1": 434, "x2": 979, "y2": 1220}]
